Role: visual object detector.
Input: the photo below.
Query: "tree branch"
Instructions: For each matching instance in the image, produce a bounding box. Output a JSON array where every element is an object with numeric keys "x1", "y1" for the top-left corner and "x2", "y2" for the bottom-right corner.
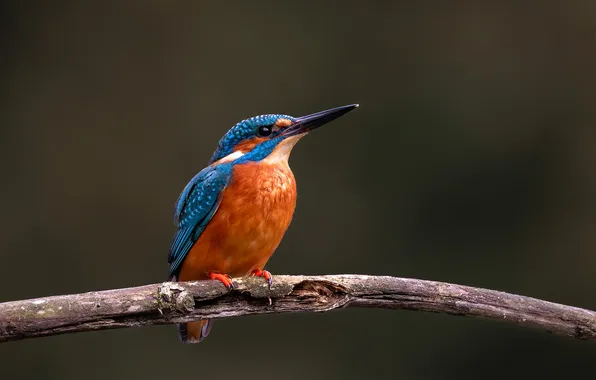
[{"x1": 0, "y1": 274, "x2": 594, "y2": 343}]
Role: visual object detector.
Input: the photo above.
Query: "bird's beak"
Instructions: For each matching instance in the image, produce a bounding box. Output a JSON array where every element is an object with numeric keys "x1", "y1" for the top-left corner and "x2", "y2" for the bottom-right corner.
[{"x1": 281, "y1": 104, "x2": 359, "y2": 137}]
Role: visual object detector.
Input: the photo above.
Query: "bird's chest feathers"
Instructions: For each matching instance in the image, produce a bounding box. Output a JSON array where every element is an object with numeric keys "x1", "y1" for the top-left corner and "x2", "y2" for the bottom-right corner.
[
  {"x1": 213, "y1": 161, "x2": 297, "y2": 252},
  {"x1": 226, "y1": 162, "x2": 296, "y2": 223}
]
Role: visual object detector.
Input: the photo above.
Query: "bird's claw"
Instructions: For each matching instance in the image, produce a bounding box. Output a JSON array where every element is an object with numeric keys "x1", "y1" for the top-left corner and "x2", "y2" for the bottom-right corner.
[
  {"x1": 209, "y1": 272, "x2": 234, "y2": 290},
  {"x1": 251, "y1": 269, "x2": 272, "y2": 289}
]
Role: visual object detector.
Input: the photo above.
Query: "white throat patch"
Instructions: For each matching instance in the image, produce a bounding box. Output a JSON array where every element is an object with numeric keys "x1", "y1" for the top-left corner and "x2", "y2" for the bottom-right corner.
[
  {"x1": 262, "y1": 135, "x2": 303, "y2": 164},
  {"x1": 213, "y1": 150, "x2": 245, "y2": 165}
]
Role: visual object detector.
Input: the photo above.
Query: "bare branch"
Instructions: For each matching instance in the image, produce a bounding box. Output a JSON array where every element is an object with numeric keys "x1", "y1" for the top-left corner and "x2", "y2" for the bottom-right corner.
[{"x1": 0, "y1": 275, "x2": 594, "y2": 343}]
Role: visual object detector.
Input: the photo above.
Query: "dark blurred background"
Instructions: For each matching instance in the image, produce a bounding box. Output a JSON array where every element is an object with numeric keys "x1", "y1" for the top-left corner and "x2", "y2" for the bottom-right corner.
[{"x1": 1, "y1": 1, "x2": 595, "y2": 379}]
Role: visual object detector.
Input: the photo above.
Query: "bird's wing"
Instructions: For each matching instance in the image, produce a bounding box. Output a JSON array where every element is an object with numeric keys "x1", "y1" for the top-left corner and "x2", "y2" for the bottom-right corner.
[{"x1": 168, "y1": 165, "x2": 232, "y2": 278}]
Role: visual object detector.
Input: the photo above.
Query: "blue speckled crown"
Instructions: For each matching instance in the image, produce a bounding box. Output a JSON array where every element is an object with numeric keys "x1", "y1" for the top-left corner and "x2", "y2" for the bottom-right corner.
[{"x1": 209, "y1": 114, "x2": 295, "y2": 163}]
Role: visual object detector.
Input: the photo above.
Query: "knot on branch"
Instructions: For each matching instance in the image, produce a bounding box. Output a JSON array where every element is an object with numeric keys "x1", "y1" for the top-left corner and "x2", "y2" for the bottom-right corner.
[
  {"x1": 157, "y1": 282, "x2": 195, "y2": 314},
  {"x1": 287, "y1": 280, "x2": 351, "y2": 310}
]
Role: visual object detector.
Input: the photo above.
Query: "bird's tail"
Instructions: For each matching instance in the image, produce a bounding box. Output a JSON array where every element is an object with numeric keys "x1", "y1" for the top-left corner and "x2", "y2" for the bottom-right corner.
[{"x1": 178, "y1": 320, "x2": 213, "y2": 344}]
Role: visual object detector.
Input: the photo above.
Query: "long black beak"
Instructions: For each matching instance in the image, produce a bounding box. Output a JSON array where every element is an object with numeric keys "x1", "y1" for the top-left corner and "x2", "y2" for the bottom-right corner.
[{"x1": 282, "y1": 104, "x2": 359, "y2": 137}]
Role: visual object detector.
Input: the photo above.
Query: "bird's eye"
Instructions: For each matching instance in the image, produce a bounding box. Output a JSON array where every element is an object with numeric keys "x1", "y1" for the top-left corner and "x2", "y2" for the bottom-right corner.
[{"x1": 257, "y1": 125, "x2": 272, "y2": 137}]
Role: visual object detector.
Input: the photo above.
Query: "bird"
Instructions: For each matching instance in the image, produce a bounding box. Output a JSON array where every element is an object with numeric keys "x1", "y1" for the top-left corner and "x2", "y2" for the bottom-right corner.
[{"x1": 168, "y1": 104, "x2": 358, "y2": 343}]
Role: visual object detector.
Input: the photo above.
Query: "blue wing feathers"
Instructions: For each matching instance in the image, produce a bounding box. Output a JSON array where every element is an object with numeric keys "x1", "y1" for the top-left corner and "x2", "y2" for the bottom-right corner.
[
  {"x1": 174, "y1": 167, "x2": 213, "y2": 225},
  {"x1": 168, "y1": 229, "x2": 195, "y2": 277},
  {"x1": 168, "y1": 164, "x2": 232, "y2": 278}
]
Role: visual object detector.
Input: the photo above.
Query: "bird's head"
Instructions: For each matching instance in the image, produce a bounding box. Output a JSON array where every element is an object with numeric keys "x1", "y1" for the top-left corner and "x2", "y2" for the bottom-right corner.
[{"x1": 209, "y1": 104, "x2": 358, "y2": 165}]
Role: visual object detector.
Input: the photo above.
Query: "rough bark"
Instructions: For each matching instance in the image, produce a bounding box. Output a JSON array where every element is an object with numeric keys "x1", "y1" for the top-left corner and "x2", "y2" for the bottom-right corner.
[{"x1": 0, "y1": 275, "x2": 594, "y2": 343}]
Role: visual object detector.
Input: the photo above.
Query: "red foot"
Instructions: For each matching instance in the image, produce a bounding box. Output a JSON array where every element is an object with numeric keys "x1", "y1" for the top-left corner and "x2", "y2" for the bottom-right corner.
[
  {"x1": 209, "y1": 272, "x2": 234, "y2": 289},
  {"x1": 251, "y1": 268, "x2": 272, "y2": 288}
]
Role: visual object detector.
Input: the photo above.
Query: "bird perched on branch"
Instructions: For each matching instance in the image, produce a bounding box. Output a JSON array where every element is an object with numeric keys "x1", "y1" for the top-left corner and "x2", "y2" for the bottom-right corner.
[{"x1": 168, "y1": 104, "x2": 358, "y2": 343}]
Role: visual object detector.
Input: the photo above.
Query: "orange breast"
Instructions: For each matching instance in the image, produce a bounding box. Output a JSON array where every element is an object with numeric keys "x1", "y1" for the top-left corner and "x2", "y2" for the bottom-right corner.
[{"x1": 178, "y1": 161, "x2": 297, "y2": 281}]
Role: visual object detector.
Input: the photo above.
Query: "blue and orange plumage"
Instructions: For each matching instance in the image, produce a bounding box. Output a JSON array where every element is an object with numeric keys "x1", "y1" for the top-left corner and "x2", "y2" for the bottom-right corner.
[{"x1": 168, "y1": 105, "x2": 358, "y2": 343}]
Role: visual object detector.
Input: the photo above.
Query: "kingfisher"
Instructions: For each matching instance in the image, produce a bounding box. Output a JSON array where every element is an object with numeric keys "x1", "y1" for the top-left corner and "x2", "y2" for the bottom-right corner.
[{"x1": 168, "y1": 104, "x2": 358, "y2": 343}]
